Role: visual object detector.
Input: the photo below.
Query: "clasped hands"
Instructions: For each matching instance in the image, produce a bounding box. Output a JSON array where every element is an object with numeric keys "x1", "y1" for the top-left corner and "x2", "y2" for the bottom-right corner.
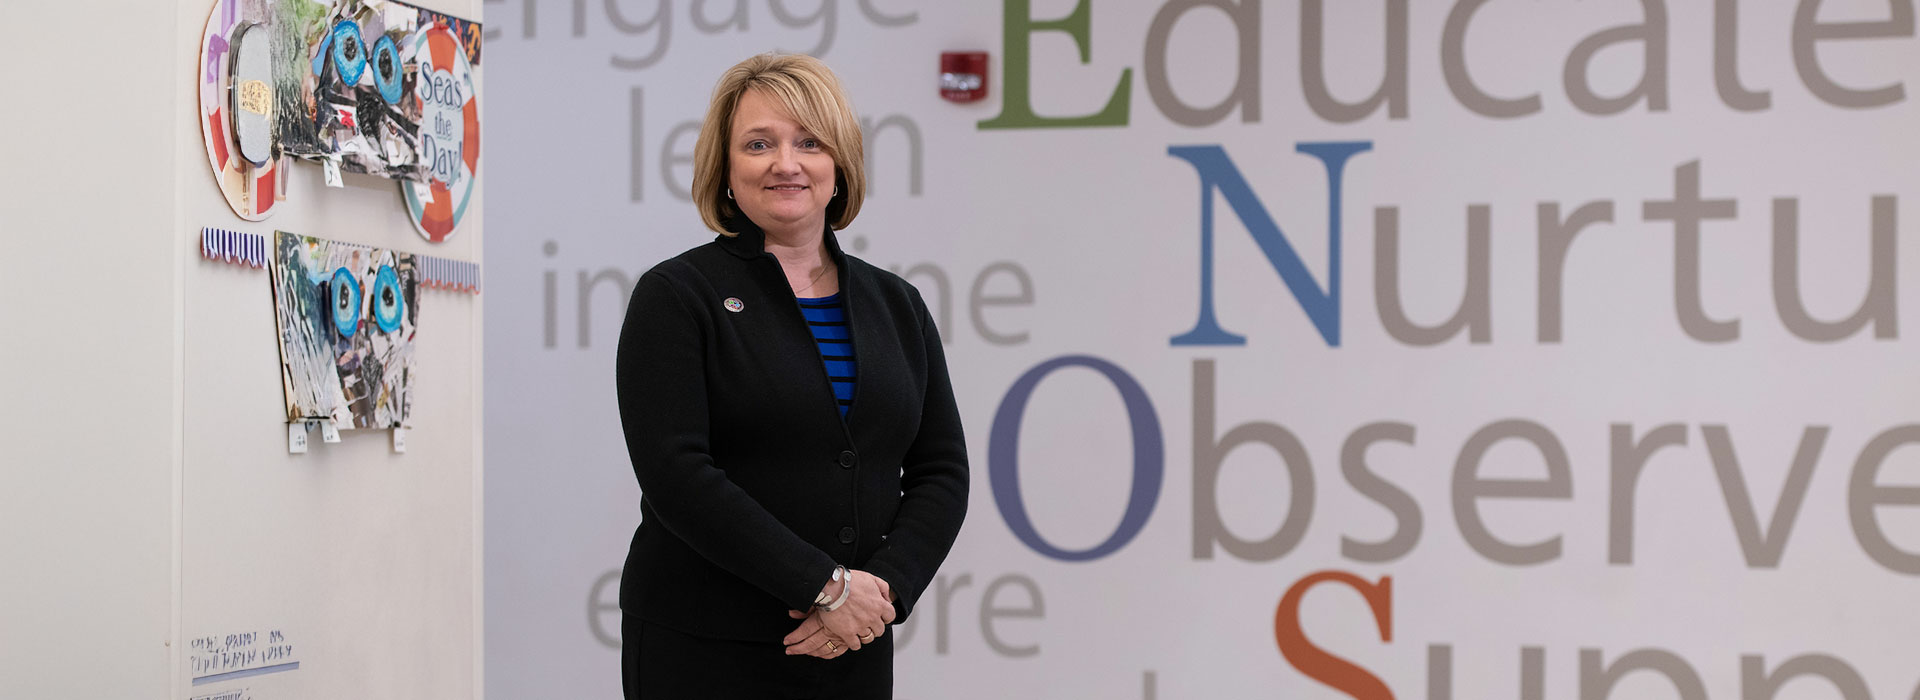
[{"x1": 782, "y1": 569, "x2": 894, "y2": 659}]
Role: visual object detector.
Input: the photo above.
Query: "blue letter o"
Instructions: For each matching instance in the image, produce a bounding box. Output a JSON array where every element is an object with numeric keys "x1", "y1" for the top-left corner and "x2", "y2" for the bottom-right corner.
[{"x1": 988, "y1": 355, "x2": 1164, "y2": 561}]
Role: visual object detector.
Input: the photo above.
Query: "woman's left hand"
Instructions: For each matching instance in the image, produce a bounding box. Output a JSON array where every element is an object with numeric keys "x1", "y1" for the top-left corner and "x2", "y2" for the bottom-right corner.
[{"x1": 782, "y1": 609, "x2": 847, "y2": 659}]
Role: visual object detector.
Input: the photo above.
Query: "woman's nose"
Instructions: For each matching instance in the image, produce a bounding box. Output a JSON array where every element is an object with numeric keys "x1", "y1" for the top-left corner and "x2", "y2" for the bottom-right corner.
[{"x1": 771, "y1": 146, "x2": 802, "y2": 173}]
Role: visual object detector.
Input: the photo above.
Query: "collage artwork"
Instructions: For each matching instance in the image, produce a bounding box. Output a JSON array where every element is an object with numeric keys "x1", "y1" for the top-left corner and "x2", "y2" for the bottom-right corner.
[
  {"x1": 269, "y1": 232, "x2": 419, "y2": 430},
  {"x1": 195, "y1": 0, "x2": 477, "y2": 433},
  {"x1": 198, "y1": 0, "x2": 479, "y2": 240}
]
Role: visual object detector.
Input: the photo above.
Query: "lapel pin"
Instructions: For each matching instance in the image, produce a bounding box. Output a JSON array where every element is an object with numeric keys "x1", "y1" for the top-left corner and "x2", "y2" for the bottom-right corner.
[{"x1": 724, "y1": 297, "x2": 745, "y2": 313}]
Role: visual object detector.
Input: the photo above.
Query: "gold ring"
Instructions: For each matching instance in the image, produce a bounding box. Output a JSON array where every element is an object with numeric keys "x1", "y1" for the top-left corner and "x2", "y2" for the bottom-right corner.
[
  {"x1": 824, "y1": 640, "x2": 837, "y2": 653},
  {"x1": 859, "y1": 632, "x2": 874, "y2": 642}
]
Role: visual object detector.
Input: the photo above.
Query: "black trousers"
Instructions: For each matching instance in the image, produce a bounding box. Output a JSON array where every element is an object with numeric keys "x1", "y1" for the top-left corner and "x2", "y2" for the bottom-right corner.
[{"x1": 623, "y1": 614, "x2": 893, "y2": 699}]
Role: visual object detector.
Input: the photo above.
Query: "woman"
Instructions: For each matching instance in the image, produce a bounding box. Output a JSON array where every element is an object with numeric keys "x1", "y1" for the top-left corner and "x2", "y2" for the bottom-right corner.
[{"x1": 614, "y1": 53, "x2": 969, "y2": 698}]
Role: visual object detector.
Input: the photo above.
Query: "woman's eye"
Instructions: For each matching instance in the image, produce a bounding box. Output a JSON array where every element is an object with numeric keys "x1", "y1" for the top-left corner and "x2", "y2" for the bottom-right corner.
[
  {"x1": 745, "y1": 140, "x2": 768, "y2": 151},
  {"x1": 799, "y1": 138, "x2": 819, "y2": 149}
]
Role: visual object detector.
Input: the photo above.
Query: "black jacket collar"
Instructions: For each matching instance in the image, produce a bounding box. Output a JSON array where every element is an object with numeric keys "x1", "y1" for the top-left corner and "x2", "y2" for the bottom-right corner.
[{"x1": 717, "y1": 217, "x2": 848, "y2": 268}]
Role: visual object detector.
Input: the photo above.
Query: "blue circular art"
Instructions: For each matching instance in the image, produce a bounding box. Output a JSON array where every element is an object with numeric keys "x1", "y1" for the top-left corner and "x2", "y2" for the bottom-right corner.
[
  {"x1": 330, "y1": 20, "x2": 367, "y2": 85},
  {"x1": 372, "y1": 264, "x2": 404, "y2": 333},
  {"x1": 332, "y1": 267, "x2": 361, "y2": 337},
  {"x1": 371, "y1": 34, "x2": 403, "y2": 104}
]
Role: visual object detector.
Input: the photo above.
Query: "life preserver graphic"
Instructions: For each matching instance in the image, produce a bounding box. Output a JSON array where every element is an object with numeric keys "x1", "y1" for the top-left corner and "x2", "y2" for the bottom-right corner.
[
  {"x1": 332, "y1": 267, "x2": 362, "y2": 337},
  {"x1": 198, "y1": 0, "x2": 279, "y2": 221},
  {"x1": 401, "y1": 23, "x2": 479, "y2": 243}
]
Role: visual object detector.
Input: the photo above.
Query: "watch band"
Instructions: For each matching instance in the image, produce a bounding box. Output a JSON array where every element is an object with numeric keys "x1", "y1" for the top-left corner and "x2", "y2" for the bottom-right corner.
[
  {"x1": 813, "y1": 565, "x2": 848, "y2": 607},
  {"x1": 820, "y1": 567, "x2": 855, "y2": 612}
]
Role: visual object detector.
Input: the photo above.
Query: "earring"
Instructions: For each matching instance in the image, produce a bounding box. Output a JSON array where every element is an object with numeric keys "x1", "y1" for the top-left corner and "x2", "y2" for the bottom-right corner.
[
  {"x1": 726, "y1": 188, "x2": 734, "y2": 200},
  {"x1": 833, "y1": 186, "x2": 839, "y2": 197}
]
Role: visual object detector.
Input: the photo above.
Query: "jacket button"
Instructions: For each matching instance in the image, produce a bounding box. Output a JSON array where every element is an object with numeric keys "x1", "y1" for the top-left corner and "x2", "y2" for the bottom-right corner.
[
  {"x1": 838, "y1": 527, "x2": 856, "y2": 544},
  {"x1": 838, "y1": 450, "x2": 856, "y2": 468}
]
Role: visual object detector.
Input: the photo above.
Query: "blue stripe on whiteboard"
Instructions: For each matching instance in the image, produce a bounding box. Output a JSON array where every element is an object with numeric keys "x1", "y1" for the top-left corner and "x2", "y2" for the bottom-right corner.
[
  {"x1": 199, "y1": 227, "x2": 269, "y2": 269},
  {"x1": 411, "y1": 254, "x2": 483, "y2": 295},
  {"x1": 191, "y1": 662, "x2": 300, "y2": 686}
]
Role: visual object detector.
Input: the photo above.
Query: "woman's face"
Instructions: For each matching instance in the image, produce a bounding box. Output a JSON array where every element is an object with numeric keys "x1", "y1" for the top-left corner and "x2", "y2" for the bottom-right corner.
[{"x1": 727, "y1": 89, "x2": 836, "y2": 235}]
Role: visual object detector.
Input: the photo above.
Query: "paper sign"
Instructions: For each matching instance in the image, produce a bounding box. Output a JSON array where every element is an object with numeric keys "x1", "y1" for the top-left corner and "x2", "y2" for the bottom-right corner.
[
  {"x1": 320, "y1": 421, "x2": 342, "y2": 443},
  {"x1": 288, "y1": 424, "x2": 308, "y2": 454},
  {"x1": 392, "y1": 427, "x2": 407, "y2": 453},
  {"x1": 323, "y1": 158, "x2": 344, "y2": 188}
]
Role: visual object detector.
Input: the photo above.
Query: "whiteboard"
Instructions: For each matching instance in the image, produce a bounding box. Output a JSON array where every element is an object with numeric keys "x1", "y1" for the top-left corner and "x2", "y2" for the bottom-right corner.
[{"x1": 175, "y1": 0, "x2": 484, "y2": 697}]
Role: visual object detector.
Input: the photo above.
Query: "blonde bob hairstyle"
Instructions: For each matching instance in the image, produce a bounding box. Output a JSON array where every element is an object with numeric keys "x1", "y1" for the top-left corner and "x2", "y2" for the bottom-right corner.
[{"x1": 692, "y1": 53, "x2": 865, "y2": 235}]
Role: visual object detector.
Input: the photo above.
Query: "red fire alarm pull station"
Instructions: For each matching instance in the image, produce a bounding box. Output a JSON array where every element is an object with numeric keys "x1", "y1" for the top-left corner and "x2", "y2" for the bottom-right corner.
[{"x1": 940, "y1": 51, "x2": 988, "y2": 103}]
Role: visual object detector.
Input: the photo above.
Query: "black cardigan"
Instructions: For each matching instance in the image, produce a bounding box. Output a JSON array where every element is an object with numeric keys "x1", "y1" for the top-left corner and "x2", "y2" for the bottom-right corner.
[{"x1": 614, "y1": 222, "x2": 969, "y2": 642}]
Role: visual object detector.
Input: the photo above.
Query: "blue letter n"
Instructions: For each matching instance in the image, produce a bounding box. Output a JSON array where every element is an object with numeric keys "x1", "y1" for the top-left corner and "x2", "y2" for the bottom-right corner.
[{"x1": 1168, "y1": 142, "x2": 1372, "y2": 347}]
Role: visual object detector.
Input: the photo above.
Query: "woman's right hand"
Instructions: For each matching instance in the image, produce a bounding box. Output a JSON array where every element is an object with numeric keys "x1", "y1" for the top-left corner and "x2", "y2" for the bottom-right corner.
[{"x1": 820, "y1": 569, "x2": 894, "y2": 651}]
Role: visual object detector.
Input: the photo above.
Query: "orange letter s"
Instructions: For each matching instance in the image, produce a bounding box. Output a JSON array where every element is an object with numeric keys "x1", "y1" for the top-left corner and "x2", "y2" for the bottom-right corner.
[{"x1": 1274, "y1": 571, "x2": 1394, "y2": 699}]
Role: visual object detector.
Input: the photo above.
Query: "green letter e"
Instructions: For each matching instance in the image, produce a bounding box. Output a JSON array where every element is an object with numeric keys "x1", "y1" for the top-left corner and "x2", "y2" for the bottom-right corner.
[{"x1": 979, "y1": 0, "x2": 1132, "y2": 129}]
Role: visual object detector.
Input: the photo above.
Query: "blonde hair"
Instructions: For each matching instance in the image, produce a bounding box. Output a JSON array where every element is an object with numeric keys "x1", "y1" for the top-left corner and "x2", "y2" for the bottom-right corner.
[{"x1": 693, "y1": 54, "x2": 865, "y2": 235}]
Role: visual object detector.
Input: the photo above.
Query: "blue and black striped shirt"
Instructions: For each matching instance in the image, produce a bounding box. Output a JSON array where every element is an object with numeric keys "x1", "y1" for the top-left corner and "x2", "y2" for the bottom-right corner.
[{"x1": 798, "y1": 293, "x2": 856, "y2": 417}]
